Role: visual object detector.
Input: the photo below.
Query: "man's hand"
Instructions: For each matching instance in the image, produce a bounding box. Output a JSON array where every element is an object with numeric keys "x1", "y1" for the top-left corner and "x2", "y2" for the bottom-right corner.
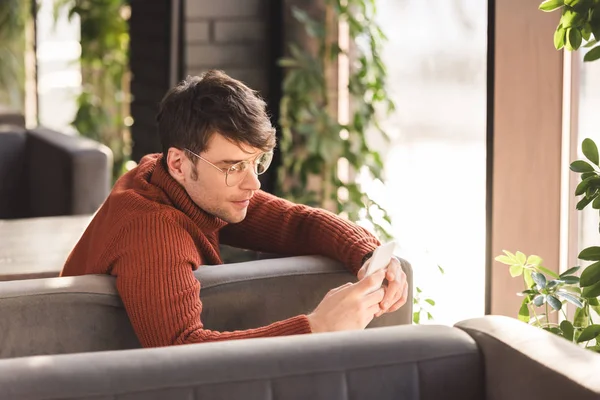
[
  {"x1": 307, "y1": 270, "x2": 387, "y2": 333},
  {"x1": 357, "y1": 256, "x2": 408, "y2": 317}
]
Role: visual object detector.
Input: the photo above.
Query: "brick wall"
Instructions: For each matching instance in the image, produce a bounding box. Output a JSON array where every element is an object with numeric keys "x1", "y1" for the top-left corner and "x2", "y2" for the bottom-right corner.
[{"x1": 185, "y1": 0, "x2": 270, "y2": 97}]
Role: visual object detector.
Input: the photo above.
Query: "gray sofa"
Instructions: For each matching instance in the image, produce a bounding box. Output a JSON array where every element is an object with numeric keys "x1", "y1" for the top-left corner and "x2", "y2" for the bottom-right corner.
[
  {"x1": 0, "y1": 124, "x2": 112, "y2": 219},
  {"x1": 0, "y1": 255, "x2": 413, "y2": 358},
  {"x1": 1, "y1": 256, "x2": 599, "y2": 400}
]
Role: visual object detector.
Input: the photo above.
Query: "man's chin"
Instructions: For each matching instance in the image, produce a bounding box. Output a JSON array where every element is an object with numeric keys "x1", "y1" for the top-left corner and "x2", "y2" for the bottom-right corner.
[{"x1": 223, "y1": 210, "x2": 248, "y2": 224}]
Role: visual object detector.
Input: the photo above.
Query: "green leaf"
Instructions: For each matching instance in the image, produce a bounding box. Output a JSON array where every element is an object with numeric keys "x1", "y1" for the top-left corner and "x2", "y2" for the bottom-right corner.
[
  {"x1": 516, "y1": 251, "x2": 526, "y2": 264},
  {"x1": 584, "y1": 39, "x2": 598, "y2": 48},
  {"x1": 560, "y1": 320, "x2": 575, "y2": 341},
  {"x1": 425, "y1": 299, "x2": 435, "y2": 306},
  {"x1": 580, "y1": 261, "x2": 600, "y2": 287},
  {"x1": 547, "y1": 295, "x2": 562, "y2": 310},
  {"x1": 571, "y1": 160, "x2": 595, "y2": 172},
  {"x1": 581, "y1": 172, "x2": 596, "y2": 180},
  {"x1": 589, "y1": 297, "x2": 600, "y2": 316},
  {"x1": 527, "y1": 255, "x2": 543, "y2": 266},
  {"x1": 575, "y1": 176, "x2": 600, "y2": 196},
  {"x1": 510, "y1": 265, "x2": 524, "y2": 277},
  {"x1": 561, "y1": 9, "x2": 584, "y2": 28},
  {"x1": 518, "y1": 297, "x2": 530, "y2": 322},
  {"x1": 585, "y1": 45, "x2": 600, "y2": 61},
  {"x1": 427, "y1": 312, "x2": 434, "y2": 320},
  {"x1": 582, "y1": 138, "x2": 599, "y2": 165},
  {"x1": 546, "y1": 280, "x2": 560, "y2": 290},
  {"x1": 561, "y1": 266, "x2": 581, "y2": 277},
  {"x1": 582, "y1": 280, "x2": 600, "y2": 298},
  {"x1": 556, "y1": 291, "x2": 584, "y2": 307},
  {"x1": 559, "y1": 285, "x2": 582, "y2": 294},
  {"x1": 564, "y1": 0, "x2": 581, "y2": 6},
  {"x1": 593, "y1": 195, "x2": 600, "y2": 209},
  {"x1": 413, "y1": 311, "x2": 420, "y2": 324},
  {"x1": 532, "y1": 272, "x2": 547, "y2": 289},
  {"x1": 576, "y1": 324, "x2": 600, "y2": 342},
  {"x1": 576, "y1": 195, "x2": 594, "y2": 210},
  {"x1": 540, "y1": 0, "x2": 564, "y2": 11},
  {"x1": 561, "y1": 276, "x2": 580, "y2": 284},
  {"x1": 534, "y1": 294, "x2": 546, "y2": 307},
  {"x1": 567, "y1": 28, "x2": 583, "y2": 50},
  {"x1": 555, "y1": 25, "x2": 567, "y2": 49},
  {"x1": 495, "y1": 255, "x2": 514, "y2": 265},
  {"x1": 545, "y1": 327, "x2": 563, "y2": 335},
  {"x1": 579, "y1": 246, "x2": 600, "y2": 261},
  {"x1": 537, "y1": 265, "x2": 560, "y2": 278},
  {"x1": 524, "y1": 270, "x2": 535, "y2": 289},
  {"x1": 574, "y1": 306, "x2": 590, "y2": 328}
]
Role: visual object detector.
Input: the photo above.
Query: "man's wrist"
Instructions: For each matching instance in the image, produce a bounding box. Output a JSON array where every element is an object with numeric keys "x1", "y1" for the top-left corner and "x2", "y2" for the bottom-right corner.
[{"x1": 361, "y1": 251, "x2": 374, "y2": 266}]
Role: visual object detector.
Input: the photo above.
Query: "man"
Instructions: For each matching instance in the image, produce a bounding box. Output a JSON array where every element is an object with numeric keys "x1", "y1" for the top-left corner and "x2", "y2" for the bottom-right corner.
[{"x1": 61, "y1": 70, "x2": 408, "y2": 348}]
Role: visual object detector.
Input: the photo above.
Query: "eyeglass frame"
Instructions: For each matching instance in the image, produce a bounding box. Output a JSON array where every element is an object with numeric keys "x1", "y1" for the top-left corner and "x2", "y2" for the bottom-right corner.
[{"x1": 184, "y1": 148, "x2": 274, "y2": 187}]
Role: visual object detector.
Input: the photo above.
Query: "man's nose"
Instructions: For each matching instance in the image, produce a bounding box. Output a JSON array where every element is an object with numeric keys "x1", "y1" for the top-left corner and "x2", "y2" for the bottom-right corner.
[{"x1": 240, "y1": 168, "x2": 261, "y2": 190}]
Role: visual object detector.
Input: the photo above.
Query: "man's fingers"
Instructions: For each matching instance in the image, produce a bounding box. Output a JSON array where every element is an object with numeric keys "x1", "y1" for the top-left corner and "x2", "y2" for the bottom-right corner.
[
  {"x1": 379, "y1": 279, "x2": 401, "y2": 310},
  {"x1": 364, "y1": 287, "x2": 386, "y2": 307},
  {"x1": 356, "y1": 269, "x2": 386, "y2": 294},
  {"x1": 386, "y1": 282, "x2": 409, "y2": 313},
  {"x1": 327, "y1": 282, "x2": 353, "y2": 297}
]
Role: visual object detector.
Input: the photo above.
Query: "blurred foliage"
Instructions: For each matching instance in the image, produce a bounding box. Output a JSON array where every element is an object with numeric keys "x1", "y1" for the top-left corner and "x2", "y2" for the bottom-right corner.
[
  {"x1": 277, "y1": 0, "x2": 395, "y2": 240},
  {"x1": 540, "y1": 0, "x2": 600, "y2": 61},
  {"x1": 496, "y1": 139, "x2": 600, "y2": 352},
  {"x1": 0, "y1": 0, "x2": 28, "y2": 111},
  {"x1": 54, "y1": 0, "x2": 131, "y2": 181}
]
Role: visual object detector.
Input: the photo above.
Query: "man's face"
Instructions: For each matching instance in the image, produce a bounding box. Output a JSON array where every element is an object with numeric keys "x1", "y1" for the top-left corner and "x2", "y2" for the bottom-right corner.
[{"x1": 171, "y1": 134, "x2": 266, "y2": 223}]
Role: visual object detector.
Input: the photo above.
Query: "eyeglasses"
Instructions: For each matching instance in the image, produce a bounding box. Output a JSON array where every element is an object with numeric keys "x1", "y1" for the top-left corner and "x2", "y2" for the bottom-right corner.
[{"x1": 184, "y1": 148, "x2": 274, "y2": 187}]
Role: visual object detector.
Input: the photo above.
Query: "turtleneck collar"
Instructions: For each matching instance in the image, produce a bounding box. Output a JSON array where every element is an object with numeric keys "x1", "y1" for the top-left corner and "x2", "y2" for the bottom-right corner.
[{"x1": 136, "y1": 154, "x2": 228, "y2": 234}]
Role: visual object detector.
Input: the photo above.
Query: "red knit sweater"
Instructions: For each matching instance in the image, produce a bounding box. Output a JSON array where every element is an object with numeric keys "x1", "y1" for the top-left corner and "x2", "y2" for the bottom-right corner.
[{"x1": 61, "y1": 154, "x2": 380, "y2": 347}]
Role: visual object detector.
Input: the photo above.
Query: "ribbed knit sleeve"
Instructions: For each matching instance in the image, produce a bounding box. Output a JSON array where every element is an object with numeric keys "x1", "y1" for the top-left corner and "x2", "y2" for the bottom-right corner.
[
  {"x1": 112, "y1": 214, "x2": 312, "y2": 348},
  {"x1": 219, "y1": 191, "x2": 381, "y2": 273}
]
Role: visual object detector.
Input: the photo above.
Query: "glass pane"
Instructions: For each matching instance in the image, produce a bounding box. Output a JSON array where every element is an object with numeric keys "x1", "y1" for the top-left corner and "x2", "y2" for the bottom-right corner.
[
  {"x1": 36, "y1": 0, "x2": 80, "y2": 134},
  {"x1": 366, "y1": 0, "x2": 488, "y2": 325}
]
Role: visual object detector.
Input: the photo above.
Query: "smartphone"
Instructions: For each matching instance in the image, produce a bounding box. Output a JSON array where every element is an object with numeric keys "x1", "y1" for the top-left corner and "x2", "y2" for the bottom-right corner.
[{"x1": 364, "y1": 241, "x2": 396, "y2": 277}]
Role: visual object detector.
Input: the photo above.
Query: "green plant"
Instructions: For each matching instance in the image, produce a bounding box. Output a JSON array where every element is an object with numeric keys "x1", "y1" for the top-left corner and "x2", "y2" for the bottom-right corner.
[
  {"x1": 412, "y1": 264, "x2": 444, "y2": 324},
  {"x1": 278, "y1": 0, "x2": 394, "y2": 240},
  {"x1": 539, "y1": 0, "x2": 600, "y2": 61},
  {"x1": 54, "y1": 0, "x2": 131, "y2": 181},
  {"x1": 0, "y1": 0, "x2": 28, "y2": 111},
  {"x1": 496, "y1": 138, "x2": 600, "y2": 352}
]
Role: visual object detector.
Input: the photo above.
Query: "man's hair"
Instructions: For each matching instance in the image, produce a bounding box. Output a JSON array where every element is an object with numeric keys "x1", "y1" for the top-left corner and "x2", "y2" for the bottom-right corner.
[{"x1": 156, "y1": 70, "x2": 276, "y2": 164}]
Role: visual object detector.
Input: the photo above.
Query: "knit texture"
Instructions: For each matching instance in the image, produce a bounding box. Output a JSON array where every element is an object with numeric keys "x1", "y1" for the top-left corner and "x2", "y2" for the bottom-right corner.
[{"x1": 61, "y1": 154, "x2": 380, "y2": 347}]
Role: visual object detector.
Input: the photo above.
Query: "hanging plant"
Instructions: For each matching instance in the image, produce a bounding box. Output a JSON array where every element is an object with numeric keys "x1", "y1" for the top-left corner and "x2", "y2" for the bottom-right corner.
[
  {"x1": 278, "y1": 0, "x2": 394, "y2": 240},
  {"x1": 0, "y1": 0, "x2": 28, "y2": 111},
  {"x1": 54, "y1": 0, "x2": 131, "y2": 181}
]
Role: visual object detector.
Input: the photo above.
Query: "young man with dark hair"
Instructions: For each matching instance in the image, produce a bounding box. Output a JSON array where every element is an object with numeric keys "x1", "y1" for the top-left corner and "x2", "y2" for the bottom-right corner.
[{"x1": 61, "y1": 70, "x2": 408, "y2": 348}]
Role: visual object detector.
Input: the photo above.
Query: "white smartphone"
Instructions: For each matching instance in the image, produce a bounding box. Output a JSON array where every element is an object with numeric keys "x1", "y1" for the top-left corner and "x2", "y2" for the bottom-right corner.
[{"x1": 363, "y1": 241, "x2": 396, "y2": 277}]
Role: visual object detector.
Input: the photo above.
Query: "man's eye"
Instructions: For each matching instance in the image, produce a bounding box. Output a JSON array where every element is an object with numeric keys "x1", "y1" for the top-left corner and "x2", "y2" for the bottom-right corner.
[{"x1": 229, "y1": 162, "x2": 247, "y2": 174}]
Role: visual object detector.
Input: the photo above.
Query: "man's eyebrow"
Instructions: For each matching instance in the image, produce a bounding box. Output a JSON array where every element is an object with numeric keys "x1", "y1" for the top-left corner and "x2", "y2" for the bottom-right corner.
[{"x1": 218, "y1": 159, "x2": 244, "y2": 165}]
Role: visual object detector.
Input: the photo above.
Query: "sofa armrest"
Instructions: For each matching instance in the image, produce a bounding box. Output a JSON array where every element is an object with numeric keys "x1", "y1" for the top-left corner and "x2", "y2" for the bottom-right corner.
[
  {"x1": 0, "y1": 324, "x2": 482, "y2": 400},
  {"x1": 455, "y1": 315, "x2": 600, "y2": 400},
  {"x1": 26, "y1": 127, "x2": 113, "y2": 217},
  {"x1": 195, "y1": 255, "x2": 413, "y2": 331}
]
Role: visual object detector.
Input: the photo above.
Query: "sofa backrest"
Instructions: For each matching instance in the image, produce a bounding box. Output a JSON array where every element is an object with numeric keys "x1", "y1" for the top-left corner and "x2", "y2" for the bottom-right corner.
[
  {"x1": 0, "y1": 256, "x2": 413, "y2": 358},
  {"x1": 0, "y1": 125, "x2": 27, "y2": 218},
  {"x1": 0, "y1": 323, "x2": 484, "y2": 400}
]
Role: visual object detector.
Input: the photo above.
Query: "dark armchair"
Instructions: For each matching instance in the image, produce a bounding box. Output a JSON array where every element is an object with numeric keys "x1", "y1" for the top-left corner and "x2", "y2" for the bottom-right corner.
[{"x1": 0, "y1": 124, "x2": 112, "y2": 219}]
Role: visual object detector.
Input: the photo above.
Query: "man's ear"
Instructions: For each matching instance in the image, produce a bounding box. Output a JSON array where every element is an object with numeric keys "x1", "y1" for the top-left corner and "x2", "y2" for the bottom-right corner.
[{"x1": 166, "y1": 148, "x2": 186, "y2": 182}]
